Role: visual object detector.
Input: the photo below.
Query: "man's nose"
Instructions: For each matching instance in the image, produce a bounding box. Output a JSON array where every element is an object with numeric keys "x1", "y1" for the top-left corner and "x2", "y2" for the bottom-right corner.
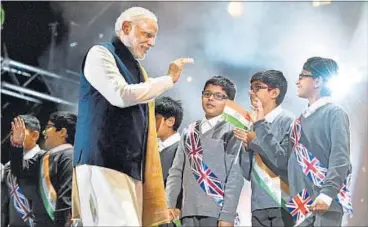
[{"x1": 148, "y1": 37, "x2": 156, "y2": 47}]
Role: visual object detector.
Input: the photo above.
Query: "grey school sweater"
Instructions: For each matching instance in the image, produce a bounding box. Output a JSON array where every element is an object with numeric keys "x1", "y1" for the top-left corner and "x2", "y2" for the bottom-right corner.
[
  {"x1": 165, "y1": 120, "x2": 244, "y2": 223},
  {"x1": 256, "y1": 102, "x2": 351, "y2": 214},
  {"x1": 240, "y1": 109, "x2": 294, "y2": 212}
]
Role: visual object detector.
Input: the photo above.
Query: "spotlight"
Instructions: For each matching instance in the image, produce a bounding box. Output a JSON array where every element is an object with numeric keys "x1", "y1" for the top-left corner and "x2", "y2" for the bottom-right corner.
[
  {"x1": 70, "y1": 42, "x2": 78, "y2": 47},
  {"x1": 312, "y1": 0, "x2": 331, "y2": 7},
  {"x1": 227, "y1": 2, "x2": 244, "y2": 17},
  {"x1": 327, "y1": 66, "x2": 363, "y2": 99},
  {"x1": 186, "y1": 76, "x2": 193, "y2": 82},
  {"x1": 99, "y1": 33, "x2": 104, "y2": 39}
]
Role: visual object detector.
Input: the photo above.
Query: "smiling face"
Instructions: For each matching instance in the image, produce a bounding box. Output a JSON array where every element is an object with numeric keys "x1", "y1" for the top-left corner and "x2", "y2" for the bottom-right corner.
[
  {"x1": 201, "y1": 84, "x2": 228, "y2": 119},
  {"x1": 42, "y1": 120, "x2": 67, "y2": 150},
  {"x1": 249, "y1": 80, "x2": 280, "y2": 108},
  {"x1": 120, "y1": 18, "x2": 158, "y2": 60},
  {"x1": 296, "y1": 69, "x2": 317, "y2": 98}
]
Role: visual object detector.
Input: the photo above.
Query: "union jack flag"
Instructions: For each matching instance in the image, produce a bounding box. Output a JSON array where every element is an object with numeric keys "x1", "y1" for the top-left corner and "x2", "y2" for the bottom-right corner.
[
  {"x1": 295, "y1": 147, "x2": 327, "y2": 187},
  {"x1": 286, "y1": 189, "x2": 313, "y2": 225},
  {"x1": 291, "y1": 118, "x2": 353, "y2": 216},
  {"x1": 7, "y1": 173, "x2": 34, "y2": 227},
  {"x1": 184, "y1": 121, "x2": 224, "y2": 206},
  {"x1": 337, "y1": 174, "x2": 353, "y2": 216}
]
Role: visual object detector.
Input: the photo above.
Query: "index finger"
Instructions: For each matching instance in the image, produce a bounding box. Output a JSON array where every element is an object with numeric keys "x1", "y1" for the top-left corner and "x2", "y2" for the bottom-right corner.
[
  {"x1": 179, "y1": 58, "x2": 194, "y2": 64},
  {"x1": 19, "y1": 117, "x2": 25, "y2": 129}
]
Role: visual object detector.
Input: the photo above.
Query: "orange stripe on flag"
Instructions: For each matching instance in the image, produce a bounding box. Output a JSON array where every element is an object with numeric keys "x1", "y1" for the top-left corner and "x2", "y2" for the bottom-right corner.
[
  {"x1": 225, "y1": 100, "x2": 252, "y2": 122},
  {"x1": 43, "y1": 153, "x2": 57, "y2": 201},
  {"x1": 254, "y1": 153, "x2": 290, "y2": 194}
]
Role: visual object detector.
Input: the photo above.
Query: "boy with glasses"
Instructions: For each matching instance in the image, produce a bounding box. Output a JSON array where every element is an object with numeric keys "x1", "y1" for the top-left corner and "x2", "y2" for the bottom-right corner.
[
  {"x1": 233, "y1": 70, "x2": 294, "y2": 227},
  {"x1": 166, "y1": 76, "x2": 244, "y2": 227},
  {"x1": 249, "y1": 57, "x2": 352, "y2": 226}
]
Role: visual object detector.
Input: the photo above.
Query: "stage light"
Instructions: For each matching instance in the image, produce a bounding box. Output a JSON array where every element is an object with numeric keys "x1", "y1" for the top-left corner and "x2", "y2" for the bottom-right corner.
[
  {"x1": 312, "y1": 1, "x2": 331, "y2": 7},
  {"x1": 70, "y1": 42, "x2": 78, "y2": 47},
  {"x1": 327, "y1": 65, "x2": 364, "y2": 99},
  {"x1": 99, "y1": 33, "x2": 104, "y2": 39},
  {"x1": 227, "y1": 2, "x2": 244, "y2": 17},
  {"x1": 186, "y1": 76, "x2": 193, "y2": 82}
]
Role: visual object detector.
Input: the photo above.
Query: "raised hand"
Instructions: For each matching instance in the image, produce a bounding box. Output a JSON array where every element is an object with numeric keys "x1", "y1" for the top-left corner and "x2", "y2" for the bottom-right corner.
[
  {"x1": 167, "y1": 58, "x2": 194, "y2": 83},
  {"x1": 10, "y1": 117, "x2": 26, "y2": 148},
  {"x1": 251, "y1": 96, "x2": 265, "y2": 122}
]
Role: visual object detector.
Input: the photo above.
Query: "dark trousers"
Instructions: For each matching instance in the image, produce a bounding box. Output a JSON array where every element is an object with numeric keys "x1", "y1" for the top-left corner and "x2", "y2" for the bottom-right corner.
[
  {"x1": 159, "y1": 222, "x2": 178, "y2": 227},
  {"x1": 299, "y1": 211, "x2": 343, "y2": 227},
  {"x1": 181, "y1": 216, "x2": 218, "y2": 227},
  {"x1": 252, "y1": 208, "x2": 294, "y2": 227}
]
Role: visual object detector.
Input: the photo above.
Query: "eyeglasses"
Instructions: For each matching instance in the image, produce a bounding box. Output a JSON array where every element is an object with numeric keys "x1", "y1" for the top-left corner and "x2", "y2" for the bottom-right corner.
[
  {"x1": 250, "y1": 85, "x2": 273, "y2": 92},
  {"x1": 201, "y1": 91, "x2": 228, "y2": 101},
  {"x1": 298, "y1": 74, "x2": 315, "y2": 80},
  {"x1": 44, "y1": 123, "x2": 56, "y2": 130}
]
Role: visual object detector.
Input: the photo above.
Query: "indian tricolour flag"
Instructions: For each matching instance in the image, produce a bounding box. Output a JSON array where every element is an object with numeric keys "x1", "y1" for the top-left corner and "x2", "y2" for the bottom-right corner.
[
  {"x1": 222, "y1": 100, "x2": 291, "y2": 213},
  {"x1": 222, "y1": 100, "x2": 253, "y2": 130}
]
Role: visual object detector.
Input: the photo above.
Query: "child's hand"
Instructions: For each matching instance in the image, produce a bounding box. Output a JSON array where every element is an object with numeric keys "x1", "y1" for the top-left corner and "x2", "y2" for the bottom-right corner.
[
  {"x1": 233, "y1": 128, "x2": 256, "y2": 146},
  {"x1": 218, "y1": 220, "x2": 233, "y2": 227},
  {"x1": 10, "y1": 117, "x2": 26, "y2": 147},
  {"x1": 233, "y1": 127, "x2": 248, "y2": 144},
  {"x1": 168, "y1": 208, "x2": 180, "y2": 221},
  {"x1": 251, "y1": 96, "x2": 265, "y2": 122}
]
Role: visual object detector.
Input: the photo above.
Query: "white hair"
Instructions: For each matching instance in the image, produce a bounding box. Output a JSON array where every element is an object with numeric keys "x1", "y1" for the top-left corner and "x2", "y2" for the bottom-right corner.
[{"x1": 114, "y1": 7, "x2": 157, "y2": 37}]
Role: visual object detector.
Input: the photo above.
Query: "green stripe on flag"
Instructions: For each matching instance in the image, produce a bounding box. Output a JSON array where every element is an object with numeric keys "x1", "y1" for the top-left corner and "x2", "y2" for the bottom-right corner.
[
  {"x1": 222, "y1": 113, "x2": 251, "y2": 130},
  {"x1": 252, "y1": 159, "x2": 289, "y2": 211}
]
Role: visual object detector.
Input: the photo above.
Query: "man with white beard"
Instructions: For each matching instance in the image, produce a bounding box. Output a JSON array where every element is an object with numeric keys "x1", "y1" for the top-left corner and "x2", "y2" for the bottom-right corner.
[{"x1": 72, "y1": 6, "x2": 193, "y2": 226}]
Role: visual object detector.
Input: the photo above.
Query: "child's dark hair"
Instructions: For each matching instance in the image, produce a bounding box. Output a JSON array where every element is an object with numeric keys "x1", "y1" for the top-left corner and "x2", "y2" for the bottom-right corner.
[
  {"x1": 250, "y1": 70, "x2": 288, "y2": 106},
  {"x1": 49, "y1": 111, "x2": 77, "y2": 145},
  {"x1": 303, "y1": 57, "x2": 338, "y2": 96},
  {"x1": 203, "y1": 76, "x2": 236, "y2": 100},
  {"x1": 19, "y1": 114, "x2": 41, "y2": 132},
  {"x1": 155, "y1": 96, "x2": 183, "y2": 131}
]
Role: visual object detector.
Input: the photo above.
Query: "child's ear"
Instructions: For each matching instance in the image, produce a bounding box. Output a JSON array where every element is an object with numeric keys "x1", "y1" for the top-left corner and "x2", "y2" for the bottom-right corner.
[
  {"x1": 314, "y1": 77, "x2": 323, "y2": 88},
  {"x1": 271, "y1": 88, "x2": 280, "y2": 99},
  {"x1": 32, "y1": 131, "x2": 40, "y2": 142},
  {"x1": 60, "y1": 127, "x2": 68, "y2": 140},
  {"x1": 167, "y1": 117, "x2": 176, "y2": 128}
]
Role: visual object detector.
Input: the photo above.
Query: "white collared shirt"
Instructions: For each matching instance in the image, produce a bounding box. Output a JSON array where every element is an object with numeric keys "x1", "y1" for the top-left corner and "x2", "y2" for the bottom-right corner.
[
  {"x1": 264, "y1": 106, "x2": 283, "y2": 123},
  {"x1": 23, "y1": 144, "x2": 41, "y2": 160},
  {"x1": 48, "y1": 144, "x2": 73, "y2": 153},
  {"x1": 84, "y1": 45, "x2": 174, "y2": 108},
  {"x1": 302, "y1": 97, "x2": 332, "y2": 118},
  {"x1": 200, "y1": 115, "x2": 223, "y2": 134},
  {"x1": 158, "y1": 132, "x2": 181, "y2": 152}
]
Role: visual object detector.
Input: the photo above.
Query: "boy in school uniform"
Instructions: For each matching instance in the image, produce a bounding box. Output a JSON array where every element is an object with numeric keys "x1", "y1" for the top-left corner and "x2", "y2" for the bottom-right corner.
[
  {"x1": 234, "y1": 70, "x2": 294, "y2": 227},
  {"x1": 155, "y1": 96, "x2": 184, "y2": 226},
  {"x1": 2, "y1": 115, "x2": 42, "y2": 227},
  {"x1": 156, "y1": 96, "x2": 184, "y2": 187},
  {"x1": 9, "y1": 111, "x2": 77, "y2": 227},
  {"x1": 250, "y1": 57, "x2": 352, "y2": 226},
  {"x1": 165, "y1": 76, "x2": 244, "y2": 227}
]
